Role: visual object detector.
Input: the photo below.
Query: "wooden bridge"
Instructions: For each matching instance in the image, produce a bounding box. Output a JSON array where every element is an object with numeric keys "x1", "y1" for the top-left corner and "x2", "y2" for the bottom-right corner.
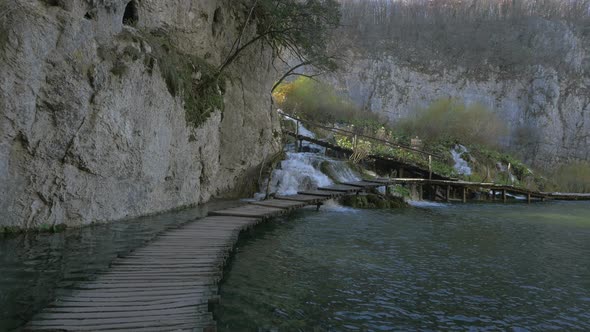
[
  {"x1": 286, "y1": 132, "x2": 590, "y2": 203},
  {"x1": 24, "y1": 181, "x2": 385, "y2": 331},
  {"x1": 24, "y1": 166, "x2": 588, "y2": 330},
  {"x1": 372, "y1": 177, "x2": 590, "y2": 203}
]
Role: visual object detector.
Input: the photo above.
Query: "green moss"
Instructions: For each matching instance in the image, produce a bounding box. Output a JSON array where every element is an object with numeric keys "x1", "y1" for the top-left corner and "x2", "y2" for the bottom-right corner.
[
  {"x1": 142, "y1": 32, "x2": 225, "y2": 128},
  {"x1": 340, "y1": 193, "x2": 407, "y2": 209},
  {"x1": 1, "y1": 223, "x2": 68, "y2": 234},
  {"x1": 0, "y1": 21, "x2": 9, "y2": 51},
  {"x1": 0, "y1": 226, "x2": 21, "y2": 234},
  {"x1": 390, "y1": 185, "x2": 411, "y2": 199},
  {"x1": 110, "y1": 60, "x2": 128, "y2": 77},
  {"x1": 122, "y1": 45, "x2": 142, "y2": 61},
  {"x1": 319, "y1": 161, "x2": 338, "y2": 182}
]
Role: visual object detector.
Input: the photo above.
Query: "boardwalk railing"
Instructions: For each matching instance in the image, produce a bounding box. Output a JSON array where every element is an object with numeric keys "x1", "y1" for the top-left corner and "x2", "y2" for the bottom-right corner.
[{"x1": 280, "y1": 113, "x2": 442, "y2": 157}]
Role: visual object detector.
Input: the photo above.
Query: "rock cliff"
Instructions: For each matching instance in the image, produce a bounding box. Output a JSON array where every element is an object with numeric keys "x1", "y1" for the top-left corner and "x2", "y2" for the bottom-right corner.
[
  {"x1": 329, "y1": 18, "x2": 590, "y2": 170},
  {"x1": 0, "y1": 0, "x2": 281, "y2": 229}
]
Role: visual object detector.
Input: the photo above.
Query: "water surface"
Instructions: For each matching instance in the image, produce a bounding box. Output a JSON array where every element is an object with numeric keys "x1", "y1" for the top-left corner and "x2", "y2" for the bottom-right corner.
[
  {"x1": 0, "y1": 200, "x2": 240, "y2": 331},
  {"x1": 218, "y1": 201, "x2": 590, "y2": 331}
]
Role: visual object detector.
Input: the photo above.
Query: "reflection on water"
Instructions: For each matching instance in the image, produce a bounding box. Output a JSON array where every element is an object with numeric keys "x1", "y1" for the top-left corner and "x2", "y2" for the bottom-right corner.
[
  {"x1": 0, "y1": 200, "x2": 240, "y2": 331},
  {"x1": 218, "y1": 201, "x2": 590, "y2": 331}
]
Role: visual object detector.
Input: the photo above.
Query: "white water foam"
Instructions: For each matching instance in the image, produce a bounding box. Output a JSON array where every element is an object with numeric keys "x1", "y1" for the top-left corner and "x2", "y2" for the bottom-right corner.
[
  {"x1": 254, "y1": 111, "x2": 362, "y2": 199},
  {"x1": 321, "y1": 199, "x2": 359, "y2": 212},
  {"x1": 408, "y1": 200, "x2": 448, "y2": 208},
  {"x1": 451, "y1": 145, "x2": 472, "y2": 176},
  {"x1": 278, "y1": 110, "x2": 325, "y2": 153}
]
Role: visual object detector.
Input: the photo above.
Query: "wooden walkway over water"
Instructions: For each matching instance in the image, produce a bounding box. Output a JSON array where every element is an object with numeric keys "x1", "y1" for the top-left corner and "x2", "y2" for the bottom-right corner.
[
  {"x1": 25, "y1": 183, "x2": 371, "y2": 331},
  {"x1": 25, "y1": 175, "x2": 588, "y2": 331}
]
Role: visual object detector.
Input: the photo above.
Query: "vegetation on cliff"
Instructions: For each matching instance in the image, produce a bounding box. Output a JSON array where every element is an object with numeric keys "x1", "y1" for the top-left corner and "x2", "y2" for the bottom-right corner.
[
  {"x1": 221, "y1": 0, "x2": 341, "y2": 83},
  {"x1": 273, "y1": 77, "x2": 589, "y2": 191}
]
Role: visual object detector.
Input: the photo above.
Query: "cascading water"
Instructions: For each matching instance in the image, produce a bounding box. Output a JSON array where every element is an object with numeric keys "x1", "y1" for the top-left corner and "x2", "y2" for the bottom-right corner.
[
  {"x1": 259, "y1": 153, "x2": 333, "y2": 197},
  {"x1": 279, "y1": 110, "x2": 325, "y2": 153},
  {"x1": 451, "y1": 144, "x2": 472, "y2": 176},
  {"x1": 255, "y1": 114, "x2": 360, "y2": 199}
]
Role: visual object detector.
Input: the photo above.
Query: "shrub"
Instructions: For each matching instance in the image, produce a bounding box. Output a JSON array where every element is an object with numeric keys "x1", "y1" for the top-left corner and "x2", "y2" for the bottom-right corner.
[
  {"x1": 273, "y1": 77, "x2": 382, "y2": 125},
  {"x1": 551, "y1": 162, "x2": 590, "y2": 193},
  {"x1": 144, "y1": 32, "x2": 224, "y2": 128},
  {"x1": 396, "y1": 98, "x2": 508, "y2": 148}
]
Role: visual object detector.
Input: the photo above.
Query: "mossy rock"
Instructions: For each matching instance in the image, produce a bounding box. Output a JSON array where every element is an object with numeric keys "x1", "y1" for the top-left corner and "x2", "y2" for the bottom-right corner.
[
  {"x1": 340, "y1": 193, "x2": 407, "y2": 209},
  {"x1": 0, "y1": 226, "x2": 22, "y2": 234},
  {"x1": 37, "y1": 223, "x2": 68, "y2": 233},
  {"x1": 142, "y1": 31, "x2": 225, "y2": 128}
]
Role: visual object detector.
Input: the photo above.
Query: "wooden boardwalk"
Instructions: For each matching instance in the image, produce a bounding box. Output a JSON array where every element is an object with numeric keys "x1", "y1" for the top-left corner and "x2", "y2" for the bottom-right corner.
[
  {"x1": 24, "y1": 177, "x2": 588, "y2": 331},
  {"x1": 25, "y1": 183, "x2": 370, "y2": 331},
  {"x1": 366, "y1": 177, "x2": 590, "y2": 202}
]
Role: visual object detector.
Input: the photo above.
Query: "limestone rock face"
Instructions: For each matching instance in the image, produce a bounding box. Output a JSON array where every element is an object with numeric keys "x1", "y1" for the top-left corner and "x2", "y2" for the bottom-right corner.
[
  {"x1": 328, "y1": 20, "x2": 590, "y2": 170},
  {"x1": 0, "y1": 0, "x2": 281, "y2": 229}
]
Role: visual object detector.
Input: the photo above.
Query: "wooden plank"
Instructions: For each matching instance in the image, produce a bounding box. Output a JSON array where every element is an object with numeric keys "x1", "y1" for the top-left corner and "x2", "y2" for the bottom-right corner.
[
  {"x1": 340, "y1": 181, "x2": 385, "y2": 188},
  {"x1": 298, "y1": 189, "x2": 344, "y2": 197},
  {"x1": 26, "y1": 194, "x2": 337, "y2": 330},
  {"x1": 275, "y1": 194, "x2": 327, "y2": 203},
  {"x1": 208, "y1": 205, "x2": 285, "y2": 218},
  {"x1": 363, "y1": 178, "x2": 392, "y2": 184},
  {"x1": 317, "y1": 184, "x2": 361, "y2": 193},
  {"x1": 249, "y1": 199, "x2": 307, "y2": 209}
]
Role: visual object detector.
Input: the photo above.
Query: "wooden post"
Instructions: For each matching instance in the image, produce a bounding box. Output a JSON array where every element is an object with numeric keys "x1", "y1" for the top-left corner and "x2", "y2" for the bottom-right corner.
[
  {"x1": 428, "y1": 155, "x2": 432, "y2": 180},
  {"x1": 527, "y1": 194, "x2": 531, "y2": 204},
  {"x1": 445, "y1": 185, "x2": 451, "y2": 202},
  {"x1": 295, "y1": 120, "x2": 300, "y2": 151},
  {"x1": 462, "y1": 187, "x2": 467, "y2": 203},
  {"x1": 492, "y1": 190, "x2": 496, "y2": 201},
  {"x1": 419, "y1": 185, "x2": 424, "y2": 200},
  {"x1": 502, "y1": 189, "x2": 507, "y2": 203}
]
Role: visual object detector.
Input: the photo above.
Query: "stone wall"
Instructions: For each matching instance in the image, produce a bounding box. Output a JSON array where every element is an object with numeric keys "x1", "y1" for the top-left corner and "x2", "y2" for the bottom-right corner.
[{"x1": 0, "y1": 0, "x2": 281, "y2": 229}]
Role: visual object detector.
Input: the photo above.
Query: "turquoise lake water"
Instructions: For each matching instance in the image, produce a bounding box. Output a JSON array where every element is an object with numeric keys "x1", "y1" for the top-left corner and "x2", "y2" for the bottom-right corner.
[{"x1": 217, "y1": 201, "x2": 590, "y2": 331}]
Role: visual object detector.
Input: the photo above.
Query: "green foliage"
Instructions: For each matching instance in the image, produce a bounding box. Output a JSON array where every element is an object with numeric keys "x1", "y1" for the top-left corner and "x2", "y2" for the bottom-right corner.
[
  {"x1": 0, "y1": 25, "x2": 7, "y2": 51},
  {"x1": 391, "y1": 185, "x2": 411, "y2": 199},
  {"x1": 340, "y1": 193, "x2": 407, "y2": 209},
  {"x1": 110, "y1": 60, "x2": 128, "y2": 77},
  {"x1": 255, "y1": 0, "x2": 340, "y2": 68},
  {"x1": 37, "y1": 223, "x2": 68, "y2": 233},
  {"x1": 396, "y1": 98, "x2": 508, "y2": 148},
  {"x1": 144, "y1": 32, "x2": 225, "y2": 128},
  {"x1": 0, "y1": 223, "x2": 67, "y2": 234},
  {"x1": 457, "y1": 144, "x2": 549, "y2": 190},
  {"x1": 551, "y1": 162, "x2": 590, "y2": 193},
  {"x1": 274, "y1": 77, "x2": 381, "y2": 125},
  {"x1": 221, "y1": 0, "x2": 341, "y2": 75},
  {"x1": 333, "y1": 131, "x2": 458, "y2": 178},
  {"x1": 0, "y1": 226, "x2": 20, "y2": 234}
]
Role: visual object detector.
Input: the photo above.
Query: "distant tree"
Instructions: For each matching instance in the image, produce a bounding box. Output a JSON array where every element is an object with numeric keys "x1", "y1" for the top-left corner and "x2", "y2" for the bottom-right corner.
[{"x1": 217, "y1": 0, "x2": 341, "y2": 83}]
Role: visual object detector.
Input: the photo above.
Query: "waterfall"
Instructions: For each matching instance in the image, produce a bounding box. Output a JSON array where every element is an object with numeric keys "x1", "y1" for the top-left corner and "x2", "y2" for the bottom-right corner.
[
  {"x1": 451, "y1": 145, "x2": 472, "y2": 176},
  {"x1": 279, "y1": 110, "x2": 325, "y2": 153},
  {"x1": 255, "y1": 116, "x2": 360, "y2": 199}
]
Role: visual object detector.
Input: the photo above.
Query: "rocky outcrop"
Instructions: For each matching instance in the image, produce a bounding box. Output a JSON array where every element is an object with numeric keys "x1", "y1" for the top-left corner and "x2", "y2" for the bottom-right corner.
[
  {"x1": 328, "y1": 19, "x2": 590, "y2": 170},
  {"x1": 0, "y1": 0, "x2": 281, "y2": 229}
]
